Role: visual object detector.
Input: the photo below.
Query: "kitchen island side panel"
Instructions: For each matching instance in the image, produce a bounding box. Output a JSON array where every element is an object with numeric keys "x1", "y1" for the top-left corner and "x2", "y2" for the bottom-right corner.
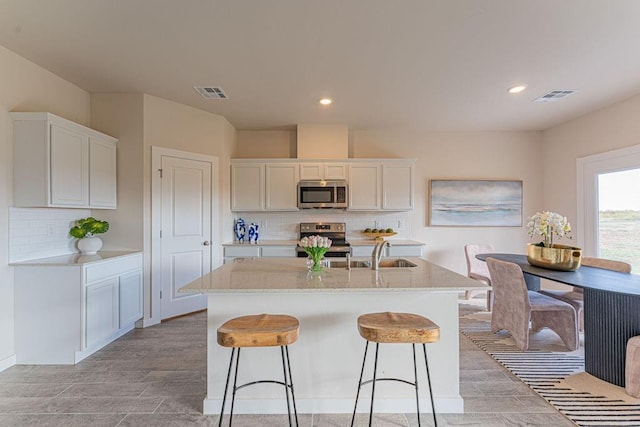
[{"x1": 203, "y1": 290, "x2": 462, "y2": 414}]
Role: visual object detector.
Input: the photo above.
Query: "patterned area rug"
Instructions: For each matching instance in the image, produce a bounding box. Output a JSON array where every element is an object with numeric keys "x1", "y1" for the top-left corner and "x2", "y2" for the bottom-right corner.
[{"x1": 459, "y1": 300, "x2": 640, "y2": 426}]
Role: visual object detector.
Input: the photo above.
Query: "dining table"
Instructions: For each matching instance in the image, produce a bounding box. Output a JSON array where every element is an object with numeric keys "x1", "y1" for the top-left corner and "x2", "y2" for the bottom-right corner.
[{"x1": 477, "y1": 253, "x2": 640, "y2": 387}]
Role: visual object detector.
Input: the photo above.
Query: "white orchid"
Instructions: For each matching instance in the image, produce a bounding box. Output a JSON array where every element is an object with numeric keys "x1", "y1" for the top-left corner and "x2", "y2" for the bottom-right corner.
[{"x1": 527, "y1": 211, "x2": 572, "y2": 247}]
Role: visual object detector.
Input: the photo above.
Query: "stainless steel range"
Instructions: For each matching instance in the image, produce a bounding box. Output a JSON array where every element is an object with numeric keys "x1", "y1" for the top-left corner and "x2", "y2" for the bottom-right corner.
[{"x1": 297, "y1": 222, "x2": 351, "y2": 258}]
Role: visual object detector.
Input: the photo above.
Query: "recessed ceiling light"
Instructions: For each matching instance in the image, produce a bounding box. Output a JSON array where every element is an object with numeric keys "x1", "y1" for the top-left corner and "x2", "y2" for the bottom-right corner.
[
  {"x1": 508, "y1": 84, "x2": 527, "y2": 94},
  {"x1": 319, "y1": 98, "x2": 333, "y2": 106}
]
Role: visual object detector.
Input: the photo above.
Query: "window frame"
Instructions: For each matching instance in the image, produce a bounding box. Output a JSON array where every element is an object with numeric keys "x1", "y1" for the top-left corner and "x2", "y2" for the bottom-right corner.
[{"x1": 576, "y1": 144, "x2": 640, "y2": 256}]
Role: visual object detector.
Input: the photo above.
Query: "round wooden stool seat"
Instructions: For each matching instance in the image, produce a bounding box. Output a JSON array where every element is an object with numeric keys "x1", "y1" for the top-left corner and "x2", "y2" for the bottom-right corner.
[
  {"x1": 357, "y1": 312, "x2": 440, "y2": 344},
  {"x1": 217, "y1": 314, "x2": 299, "y2": 348}
]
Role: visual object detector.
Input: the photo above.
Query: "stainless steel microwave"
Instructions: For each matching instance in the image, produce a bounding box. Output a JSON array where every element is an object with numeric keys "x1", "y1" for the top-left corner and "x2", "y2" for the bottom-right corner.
[{"x1": 297, "y1": 180, "x2": 348, "y2": 209}]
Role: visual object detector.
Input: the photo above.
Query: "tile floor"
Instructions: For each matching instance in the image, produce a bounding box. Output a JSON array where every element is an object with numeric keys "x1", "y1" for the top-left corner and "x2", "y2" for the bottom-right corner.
[{"x1": 0, "y1": 297, "x2": 576, "y2": 426}]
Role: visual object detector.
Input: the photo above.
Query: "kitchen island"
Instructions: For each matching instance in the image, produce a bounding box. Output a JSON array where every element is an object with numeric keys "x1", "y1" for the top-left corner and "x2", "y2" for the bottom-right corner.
[{"x1": 179, "y1": 257, "x2": 487, "y2": 415}]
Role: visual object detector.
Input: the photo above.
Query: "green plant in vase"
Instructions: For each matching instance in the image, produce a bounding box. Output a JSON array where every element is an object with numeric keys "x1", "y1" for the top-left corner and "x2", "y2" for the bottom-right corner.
[
  {"x1": 69, "y1": 217, "x2": 110, "y2": 238},
  {"x1": 298, "y1": 235, "x2": 332, "y2": 272},
  {"x1": 69, "y1": 217, "x2": 109, "y2": 255}
]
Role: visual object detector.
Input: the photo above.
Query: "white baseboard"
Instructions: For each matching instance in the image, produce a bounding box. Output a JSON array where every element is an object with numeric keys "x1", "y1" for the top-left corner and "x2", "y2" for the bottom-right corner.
[
  {"x1": 0, "y1": 354, "x2": 16, "y2": 373},
  {"x1": 139, "y1": 316, "x2": 161, "y2": 328},
  {"x1": 203, "y1": 396, "x2": 463, "y2": 415},
  {"x1": 74, "y1": 325, "x2": 134, "y2": 364}
]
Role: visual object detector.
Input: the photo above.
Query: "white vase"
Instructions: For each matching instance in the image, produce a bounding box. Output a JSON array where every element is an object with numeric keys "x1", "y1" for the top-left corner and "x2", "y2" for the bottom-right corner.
[{"x1": 78, "y1": 236, "x2": 103, "y2": 255}]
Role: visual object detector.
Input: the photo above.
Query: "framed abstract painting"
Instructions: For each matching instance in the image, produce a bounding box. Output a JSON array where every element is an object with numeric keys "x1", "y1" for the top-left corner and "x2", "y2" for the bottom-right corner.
[{"x1": 429, "y1": 179, "x2": 523, "y2": 226}]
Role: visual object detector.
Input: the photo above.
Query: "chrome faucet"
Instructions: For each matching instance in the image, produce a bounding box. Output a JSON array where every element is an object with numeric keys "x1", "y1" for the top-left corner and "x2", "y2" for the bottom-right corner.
[{"x1": 371, "y1": 240, "x2": 390, "y2": 270}]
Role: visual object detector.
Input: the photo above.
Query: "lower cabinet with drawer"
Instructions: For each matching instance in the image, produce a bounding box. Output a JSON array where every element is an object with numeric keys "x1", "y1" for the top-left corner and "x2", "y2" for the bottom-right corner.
[
  {"x1": 223, "y1": 243, "x2": 297, "y2": 263},
  {"x1": 14, "y1": 252, "x2": 143, "y2": 364}
]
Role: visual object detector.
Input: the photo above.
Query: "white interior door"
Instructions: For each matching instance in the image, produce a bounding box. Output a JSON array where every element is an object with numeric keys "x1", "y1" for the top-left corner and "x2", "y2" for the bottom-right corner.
[{"x1": 160, "y1": 155, "x2": 211, "y2": 319}]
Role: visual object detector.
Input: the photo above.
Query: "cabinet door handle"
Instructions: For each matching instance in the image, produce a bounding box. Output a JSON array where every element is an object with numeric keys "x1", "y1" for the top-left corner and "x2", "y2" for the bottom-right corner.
[{"x1": 203, "y1": 241, "x2": 211, "y2": 246}]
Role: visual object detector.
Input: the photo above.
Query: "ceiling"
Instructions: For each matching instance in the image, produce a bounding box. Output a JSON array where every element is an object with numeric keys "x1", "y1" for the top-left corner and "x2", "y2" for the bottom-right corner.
[{"x1": 1, "y1": 0, "x2": 640, "y2": 132}]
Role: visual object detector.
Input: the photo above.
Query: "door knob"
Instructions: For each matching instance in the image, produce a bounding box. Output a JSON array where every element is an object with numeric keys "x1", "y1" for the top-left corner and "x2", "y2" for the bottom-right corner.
[{"x1": 203, "y1": 241, "x2": 211, "y2": 246}]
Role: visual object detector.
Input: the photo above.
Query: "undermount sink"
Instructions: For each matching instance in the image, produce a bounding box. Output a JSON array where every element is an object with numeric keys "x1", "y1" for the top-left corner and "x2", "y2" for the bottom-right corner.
[
  {"x1": 324, "y1": 260, "x2": 371, "y2": 268},
  {"x1": 377, "y1": 259, "x2": 418, "y2": 268},
  {"x1": 324, "y1": 258, "x2": 417, "y2": 269}
]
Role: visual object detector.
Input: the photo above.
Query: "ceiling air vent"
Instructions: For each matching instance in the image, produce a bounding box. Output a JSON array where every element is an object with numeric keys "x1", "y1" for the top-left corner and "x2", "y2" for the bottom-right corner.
[
  {"x1": 194, "y1": 86, "x2": 228, "y2": 99},
  {"x1": 534, "y1": 90, "x2": 577, "y2": 103}
]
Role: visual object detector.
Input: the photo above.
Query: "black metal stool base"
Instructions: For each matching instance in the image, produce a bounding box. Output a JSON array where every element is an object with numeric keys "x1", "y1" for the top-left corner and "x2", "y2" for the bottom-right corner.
[
  {"x1": 350, "y1": 342, "x2": 438, "y2": 427},
  {"x1": 219, "y1": 346, "x2": 299, "y2": 427}
]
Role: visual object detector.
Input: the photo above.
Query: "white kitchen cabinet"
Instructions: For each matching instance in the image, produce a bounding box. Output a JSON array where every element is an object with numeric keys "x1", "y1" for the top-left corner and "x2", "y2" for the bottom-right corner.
[
  {"x1": 89, "y1": 138, "x2": 118, "y2": 207},
  {"x1": 299, "y1": 162, "x2": 348, "y2": 180},
  {"x1": 85, "y1": 278, "x2": 119, "y2": 349},
  {"x1": 13, "y1": 252, "x2": 142, "y2": 364},
  {"x1": 265, "y1": 163, "x2": 299, "y2": 210},
  {"x1": 231, "y1": 161, "x2": 298, "y2": 211},
  {"x1": 223, "y1": 243, "x2": 298, "y2": 263},
  {"x1": 50, "y1": 124, "x2": 89, "y2": 206},
  {"x1": 349, "y1": 161, "x2": 414, "y2": 211},
  {"x1": 11, "y1": 112, "x2": 118, "y2": 209},
  {"x1": 382, "y1": 162, "x2": 414, "y2": 210},
  {"x1": 118, "y1": 270, "x2": 143, "y2": 327},
  {"x1": 231, "y1": 163, "x2": 264, "y2": 211},
  {"x1": 261, "y1": 246, "x2": 297, "y2": 257},
  {"x1": 231, "y1": 158, "x2": 413, "y2": 212},
  {"x1": 348, "y1": 163, "x2": 382, "y2": 210}
]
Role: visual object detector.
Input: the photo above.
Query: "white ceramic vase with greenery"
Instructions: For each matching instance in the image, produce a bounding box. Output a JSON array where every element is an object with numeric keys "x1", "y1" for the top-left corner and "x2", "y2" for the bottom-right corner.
[{"x1": 70, "y1": 217, "x2": 110, "y2": 255}]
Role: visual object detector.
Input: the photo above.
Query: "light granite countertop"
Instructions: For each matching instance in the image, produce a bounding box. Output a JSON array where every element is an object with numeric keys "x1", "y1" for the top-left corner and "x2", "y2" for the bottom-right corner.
[
  {"x1": 348, "y1": 239, "x2": 425, "y2": 246},
  {"x1": 222, "y1": 239, "x2": 425, "y2": 246},
  {"x1": 180, "y1": 256, "x2": 485, "y2": 293},
  {"x1": 10, "y1": 251, "x2": 142, "y2": 267}
]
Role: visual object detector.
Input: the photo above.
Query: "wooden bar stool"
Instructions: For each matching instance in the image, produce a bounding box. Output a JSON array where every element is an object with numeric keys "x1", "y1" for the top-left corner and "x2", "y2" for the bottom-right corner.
[
  {"x1": 351, "y1": 312, "x2": 440, "y2": 427},
  {"x1": 217, "y1": 314, "x2": 300, "y2": 427}
]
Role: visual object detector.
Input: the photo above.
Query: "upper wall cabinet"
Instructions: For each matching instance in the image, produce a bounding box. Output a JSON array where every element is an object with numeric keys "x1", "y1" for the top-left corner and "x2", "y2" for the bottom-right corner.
[
  {"x1": 231, "y1": 159, "x2": 413, "y2": 212},
  {"x1": 231, "y1": 162, "x2": 264, "y2": 211},
  {"x1": 299, "y1": 162, "x2": 348, "y2": 180},
  {"x1": 231, "y1": 161, "x2": 299, "y2": 211},
  {"x1": 348, "y1": 163, "x2": 382, "y2": 210},
  {"x1": 348, "y1": 161, "x2": 414, "y2": 211},
  {"x1": 381, "y1": 162, "x2": 414, "y2": 210},
  {"x1": 265, "y1": 163, "x2": 299, "y2": 210},
  {"x1": 11, "y1": 112, "x2": 118, "y2": 209}
]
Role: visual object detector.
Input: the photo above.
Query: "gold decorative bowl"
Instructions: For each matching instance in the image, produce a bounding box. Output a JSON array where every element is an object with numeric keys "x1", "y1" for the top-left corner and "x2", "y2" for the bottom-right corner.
[{"x1": 526, "y1": 243, "x2": 582, "y2": 271}]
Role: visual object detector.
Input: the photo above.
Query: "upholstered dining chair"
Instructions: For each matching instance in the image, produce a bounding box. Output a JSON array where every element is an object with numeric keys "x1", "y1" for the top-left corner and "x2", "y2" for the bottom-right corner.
[
  {"x1": 539, "y1": 257, "x2": 632, "y2": 330},
  {"x1": 464, "y1": 244, "x2": 495, "y2": 310},
  {"x1": 486, "y1": 257, "x2": 579, "y2": 351}
]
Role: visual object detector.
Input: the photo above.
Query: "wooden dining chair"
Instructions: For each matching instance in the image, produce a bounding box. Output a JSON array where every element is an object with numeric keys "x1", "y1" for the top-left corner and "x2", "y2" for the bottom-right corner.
[
  {"x1": 487, "y1": 257, "x2": 579, "y2": 351},
  {"x1": 539, "y1": 257, "x2": 632, "y2": 330}
]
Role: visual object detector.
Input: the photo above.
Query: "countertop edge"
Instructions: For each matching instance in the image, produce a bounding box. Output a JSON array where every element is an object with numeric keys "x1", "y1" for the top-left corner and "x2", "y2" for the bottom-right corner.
[
  {"x1": 10, "y1": 251, "x2": 143, "y2": 267},
  {"x1": 223, "y1": 239, "x2": 425, "y2": 246}
]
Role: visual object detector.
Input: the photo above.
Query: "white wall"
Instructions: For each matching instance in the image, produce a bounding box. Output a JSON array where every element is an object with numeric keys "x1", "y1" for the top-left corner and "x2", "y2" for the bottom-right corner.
[
  {"x1": 352, "y1": 130, "x2": 543, "y2": 273},
  {"x1": 142, "y1": 94, "x2": 237, "y2": 251},
  {"x1": 542, "y1": 93, "x2": 640, "y2": 245},
  {"x1": 91, "y1": 93, "x2": 237, "y2": 324},
  {"x1": 0, "y1": 44, "x2": 90, "y2": 367}
]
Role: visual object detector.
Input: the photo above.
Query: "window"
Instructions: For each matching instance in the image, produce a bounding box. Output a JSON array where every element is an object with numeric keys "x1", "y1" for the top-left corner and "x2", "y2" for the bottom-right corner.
[
  {"x1": 577, "y1": 145, "x2": 640, "y2": 272},
  {"x1": 597, "y1": 169, "x2": 640, "y2": 271}
]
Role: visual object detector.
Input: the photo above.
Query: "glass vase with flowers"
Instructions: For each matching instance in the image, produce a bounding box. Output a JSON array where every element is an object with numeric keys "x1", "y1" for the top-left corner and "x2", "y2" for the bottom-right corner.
[{"x1": 298, "y1": 235, "x2": 332, "y2": 272}]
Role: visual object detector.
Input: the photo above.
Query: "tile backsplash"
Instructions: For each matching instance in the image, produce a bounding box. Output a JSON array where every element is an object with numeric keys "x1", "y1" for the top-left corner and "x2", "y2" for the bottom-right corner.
[
  {"x1": 231, "y1": 211, "x2": 411, "y2": 241},
  {"x1": 9, "y1": 207, "x2": 91, "y2": 263},
  {"x1": 8, "y1": 207, "x2": 412, "y2": 261}
]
